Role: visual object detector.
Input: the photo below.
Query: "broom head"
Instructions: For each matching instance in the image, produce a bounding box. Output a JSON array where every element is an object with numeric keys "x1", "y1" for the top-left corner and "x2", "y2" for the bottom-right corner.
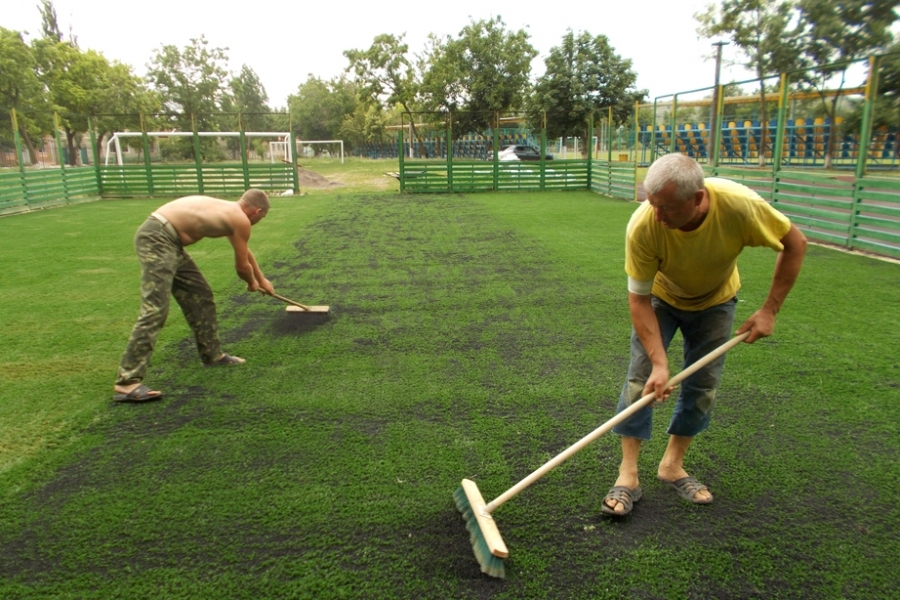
[
  {"x1": 453, "y1": 478, "x2": 508, "y2": 578},
  {"x1": 285, "y1": 305, "x2": 330, "y2": 313}
]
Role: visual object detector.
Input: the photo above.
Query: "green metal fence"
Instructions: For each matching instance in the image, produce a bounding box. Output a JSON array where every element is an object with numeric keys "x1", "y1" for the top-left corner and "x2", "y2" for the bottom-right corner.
[
  {"x1": 401, "y1": 158, "x2": 602, "y2": 194},
  {"x1": 704, "y1": 165, "x2": 900, "y2": 259},
  {"x1": 852, "y1": 177, "x2": 900, "y2": 256},
  {"x1": 704, "y1": 165, "x2": 775, "y2": 201},
  {"x1": 0, "y1": 162, "x2": 295, "y2": 213},
  {"x1": 1, "y1": 110, "x2": 299, "y2": 214},
  {"x1": 398, "y1": 114, "x2": 634, "y2": 200},
  {"x1": 97, "y1": 163, "x2": 295, "y2": 197},
  {"x1": 590, "y1": 160, "x2": 637, "y2": 201},
  {"x1": 0, "y1": 167, "x2": 100, "y2": 216},
  {"x1": 773, "y1": 170, "x2": 855, "y2": 247}
]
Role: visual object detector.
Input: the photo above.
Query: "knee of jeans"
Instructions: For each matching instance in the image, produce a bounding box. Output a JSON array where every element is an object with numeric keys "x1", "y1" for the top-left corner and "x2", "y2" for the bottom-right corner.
[
  {"x1": 624, "y1": 379, "x2": 645, "y2": 405},
  {"x1": 693, "y1": 388, "x2": 717, "y2": 413}
]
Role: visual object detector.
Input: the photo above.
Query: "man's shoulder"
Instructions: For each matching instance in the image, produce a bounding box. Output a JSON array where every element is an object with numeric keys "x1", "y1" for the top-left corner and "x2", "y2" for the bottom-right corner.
[
  {"x1": 626, "y1": 201, "x2": 658, "y2": 247},
  {"x1": 706, "y1": 177, "x2": 748, "y2": 192},
  {"x1": 705, "y1": 177, "x2": 761, "y2": 200},
  {"x1": 627, "y1": 199, "x2": 653, "y2": 223},
  {"x1": 705, "y1": 178, "x2": 769, "y2": 215}
]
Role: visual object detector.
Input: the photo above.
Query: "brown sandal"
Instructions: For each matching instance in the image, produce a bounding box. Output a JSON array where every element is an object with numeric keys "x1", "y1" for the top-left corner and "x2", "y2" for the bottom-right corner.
[
  {"x1": 601, "y1": 485, "x2": 643, "y2": 516},
  {"x1": 659, "y1": 476, "x2": 713, "y2": 504},
  {"x1": 112, "y1": 384, "x2": 164, "y2": 403}
]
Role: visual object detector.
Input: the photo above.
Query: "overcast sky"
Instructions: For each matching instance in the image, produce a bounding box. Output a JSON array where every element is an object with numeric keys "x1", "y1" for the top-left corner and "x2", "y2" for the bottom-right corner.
[{"x1": 4, "y1": 0, "x2": 759, "y2": 108}]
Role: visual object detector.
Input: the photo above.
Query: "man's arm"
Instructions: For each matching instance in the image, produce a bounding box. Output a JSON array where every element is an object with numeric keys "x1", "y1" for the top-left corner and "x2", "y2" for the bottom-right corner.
[
  {"x1": 227, "y1": 219, "x2": 259, "y2": 290},
  {"x1": 628, "y1": 292, "x2": 674, "y2": 401},
  {"x1": 736, "y1": 223, "x2": 807, "y2": 343},
  {"x1": 246, "y1": 249, "x2": 275, "y2": 295}
]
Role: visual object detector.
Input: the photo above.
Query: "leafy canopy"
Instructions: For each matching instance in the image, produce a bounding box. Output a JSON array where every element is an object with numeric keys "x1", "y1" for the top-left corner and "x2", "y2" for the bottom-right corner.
[
  {"x1": 420, "y1": 16, "x2": 537, "y2": 134},
  {"x1": 528, "y1": 30, "x2": 644, "y2": 142},
  {"x1": 146, "y1": 36, "x2": 230, "y2": 131}
]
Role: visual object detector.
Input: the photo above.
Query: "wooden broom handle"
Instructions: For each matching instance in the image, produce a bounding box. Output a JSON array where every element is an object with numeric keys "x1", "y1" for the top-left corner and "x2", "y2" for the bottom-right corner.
[
  {"x1": 485, "y1": 331, "x2": 751, "y2": 514},
  {"x1": 267, "y1": 291, "x2": 311, "y2": 311}
]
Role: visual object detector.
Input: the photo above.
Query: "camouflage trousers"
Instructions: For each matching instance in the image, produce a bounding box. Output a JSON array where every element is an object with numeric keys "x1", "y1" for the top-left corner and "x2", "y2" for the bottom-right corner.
[{"x1": 116, "y1": 215, "x2": 221, "y2": 386}]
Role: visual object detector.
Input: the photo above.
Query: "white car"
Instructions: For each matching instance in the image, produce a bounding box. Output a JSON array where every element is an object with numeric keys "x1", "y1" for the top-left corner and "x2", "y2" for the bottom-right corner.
[{"x1": 498, "y1": 145, "x2": 521, "y2": 161}]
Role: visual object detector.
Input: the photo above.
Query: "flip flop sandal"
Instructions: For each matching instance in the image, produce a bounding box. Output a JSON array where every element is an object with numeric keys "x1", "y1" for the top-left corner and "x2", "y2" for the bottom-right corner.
[
  {"x1": 659, "y1": 476, "x2": 713, "y2": 504},
  {"x1": 600, "y1": 485, "x2": 643, "y2": 516},
  {"x1": 204, "y1": 353, "x2": 246, "y2": 367},
  {"x1": 112, "y1": 383, "x2": 164, "y2": 403}
]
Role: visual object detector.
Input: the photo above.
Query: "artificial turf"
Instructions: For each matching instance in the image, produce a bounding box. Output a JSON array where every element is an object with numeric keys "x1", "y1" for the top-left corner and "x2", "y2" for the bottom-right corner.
[{"x1": 0, "y1": 188, "x2": 898, "y2": 598}]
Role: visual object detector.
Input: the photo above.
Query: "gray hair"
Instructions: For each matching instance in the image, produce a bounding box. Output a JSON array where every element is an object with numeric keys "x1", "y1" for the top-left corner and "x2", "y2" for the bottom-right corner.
[{"x1": 644, "y1": 154, "x2": 705, "y2": 201}]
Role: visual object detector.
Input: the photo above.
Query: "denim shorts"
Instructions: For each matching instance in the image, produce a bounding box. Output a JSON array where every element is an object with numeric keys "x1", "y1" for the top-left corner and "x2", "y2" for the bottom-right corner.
[{"x1": 611, "y1": 296, "x2": 737, "y2": 440}]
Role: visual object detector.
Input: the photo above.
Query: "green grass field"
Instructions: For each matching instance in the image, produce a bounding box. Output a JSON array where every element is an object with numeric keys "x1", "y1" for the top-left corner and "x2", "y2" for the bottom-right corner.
[{"x1": 1, "y1": 171, "x2": 898, "y2": 598}]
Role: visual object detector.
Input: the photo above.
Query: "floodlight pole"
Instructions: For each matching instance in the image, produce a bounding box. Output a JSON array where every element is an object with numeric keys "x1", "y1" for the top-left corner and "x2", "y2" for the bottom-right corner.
[{"x1": 710, "y1": 41, "x2": 729, "y2": 167}]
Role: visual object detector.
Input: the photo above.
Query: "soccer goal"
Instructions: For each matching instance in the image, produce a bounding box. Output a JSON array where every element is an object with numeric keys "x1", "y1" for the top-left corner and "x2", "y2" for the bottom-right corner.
[
  {"x1": 104, "y1": 131, "x2": 293, "y2": 166},
  {"x1": 295, "y1": 140, "x2": 344, "y2": 163},
  {"x1": 269, "y1": 139, "x2": 344, "y2": 164}
]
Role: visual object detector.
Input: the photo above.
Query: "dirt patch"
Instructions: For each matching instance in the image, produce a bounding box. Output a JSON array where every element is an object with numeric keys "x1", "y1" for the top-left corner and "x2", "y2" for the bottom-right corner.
[
  {"x1": 297, "y1": 166, "x2": 343, "y2": 189},
  {"x1": 270, "y1": 310, "x2": 331, "y2": 336}
]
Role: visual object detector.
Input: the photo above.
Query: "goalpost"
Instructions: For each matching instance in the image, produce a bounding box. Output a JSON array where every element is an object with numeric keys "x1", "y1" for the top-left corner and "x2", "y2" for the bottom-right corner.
[
  {"x1": 295, "y1": 140, "x2": 344, "y2": 163},
  {"x1": 268, "y1": 140, "x2": 289, "y2": 163},
  {"x1": 104, "y1": 131, "x2": 293, "y2": 166},
  {"x1": 103, "y1": 132, "x2": 344, "y2": 166},
  {"x1": 269, "y1": 139, "x2": 344, "y2": 164}
]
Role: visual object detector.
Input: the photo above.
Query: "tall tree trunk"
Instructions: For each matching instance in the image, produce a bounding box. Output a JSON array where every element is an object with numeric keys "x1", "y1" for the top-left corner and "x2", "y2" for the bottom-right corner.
[
  {"x1": 95, "y1": 132, "x2": 107, "y2": 163},
  {"x1": 402, "y1": 104, "x2": 428, "y2": 159},
  {"x1": 18, "y1": 125, "x2": 38, "y2": 165},
  {"x1": 66, "y1": 129, "x2": 78, "y2": 166}
]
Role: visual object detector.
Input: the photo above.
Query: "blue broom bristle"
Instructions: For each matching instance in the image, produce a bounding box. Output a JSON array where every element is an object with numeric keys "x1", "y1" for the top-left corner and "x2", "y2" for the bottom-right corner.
[{"x1": 453, "y1": 485, "x2": 506, "y2": 578}]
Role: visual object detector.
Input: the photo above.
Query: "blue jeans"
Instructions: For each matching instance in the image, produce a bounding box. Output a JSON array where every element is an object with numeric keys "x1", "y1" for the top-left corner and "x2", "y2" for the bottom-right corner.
[{"x1": 611, "y1": 296, "x2": 737, "y2": 440}]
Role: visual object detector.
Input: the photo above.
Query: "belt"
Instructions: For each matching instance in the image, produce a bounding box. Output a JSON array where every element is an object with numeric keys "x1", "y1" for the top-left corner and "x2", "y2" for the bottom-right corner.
[{"x1": 150, "y1": 211, "x2": 180, "y2": 244}]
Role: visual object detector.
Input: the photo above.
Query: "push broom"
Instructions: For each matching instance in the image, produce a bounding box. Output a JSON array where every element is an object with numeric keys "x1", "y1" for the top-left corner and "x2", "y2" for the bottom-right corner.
[
  {"x1": 454, "y1": 332, "x2": 750, "y2": 578},
  {"x1": 265, "y1": 291, "x2": 330, "y2": 313}
]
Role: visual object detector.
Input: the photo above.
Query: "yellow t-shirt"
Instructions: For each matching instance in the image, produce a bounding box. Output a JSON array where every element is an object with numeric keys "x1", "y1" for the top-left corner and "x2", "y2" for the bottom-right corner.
[{"x1": 625, "y1": 177, "x2": 792, "y2": 311}]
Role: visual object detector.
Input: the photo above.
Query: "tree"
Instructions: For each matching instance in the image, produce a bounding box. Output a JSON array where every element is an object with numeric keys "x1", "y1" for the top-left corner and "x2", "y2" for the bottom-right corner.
[
  {"x1": 527, "y1": 30, "x2": 645, "y2": 157},
  {"x1": 33, "y1": 38, "x2": 117, "y2": 165},
  {"x1": 345, "y1": 34, "x2": 425, "y2": 153},
  {"x1": 28, "y1": 0, "x2": 152, "y2": 166},
  {"x1": 339, "y1": 103, "x2": 390, "y2": 151},
  {"x1": 221, "y1": 64, "x2": 272, "y2": 158},
  {"x1": 287, "y1": 75, "x2": 359, "y2": 149},
  {"x1": 225, "y1": 65, "x2": 270, "y2": 118},
  {"x1": 796, "y1": 0, "x2": 899, "y2": 167},
  {"x1": 876, "y1": 44, "x2": 900, "y2": 130},
  {"x1": 146, "y1": 36, "x2": 231, "y2": 161},
  {"x1": 420, "y1": 16, "x2": 537, "y2": 136},
  {"x1": 146, "y1": 36, "x2": 230, "y2": 133},
  {"x1": 38, "y1": 0, "x2": 63, "y2": 43},
  {"x1": 0, "y1": 27, "x2": 46, "y2": 163},
  {"x1": 696, "y1": 0, "x2": 805, "y2": 166},
  {"x1": 91, "y1": 62, "x2": 159, "y2": 162}
]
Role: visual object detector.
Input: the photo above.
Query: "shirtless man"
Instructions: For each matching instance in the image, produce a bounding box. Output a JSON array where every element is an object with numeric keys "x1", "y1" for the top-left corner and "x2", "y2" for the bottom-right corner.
[{"x1": 112, "y1": 189, "x2": 275, "y2": 402}]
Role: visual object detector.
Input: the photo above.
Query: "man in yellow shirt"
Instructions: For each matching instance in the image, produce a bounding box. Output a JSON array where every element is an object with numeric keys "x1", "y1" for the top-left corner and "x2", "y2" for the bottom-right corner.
[{"x1": 602, "y1": 154, "x2": 807, "y2": 516}]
